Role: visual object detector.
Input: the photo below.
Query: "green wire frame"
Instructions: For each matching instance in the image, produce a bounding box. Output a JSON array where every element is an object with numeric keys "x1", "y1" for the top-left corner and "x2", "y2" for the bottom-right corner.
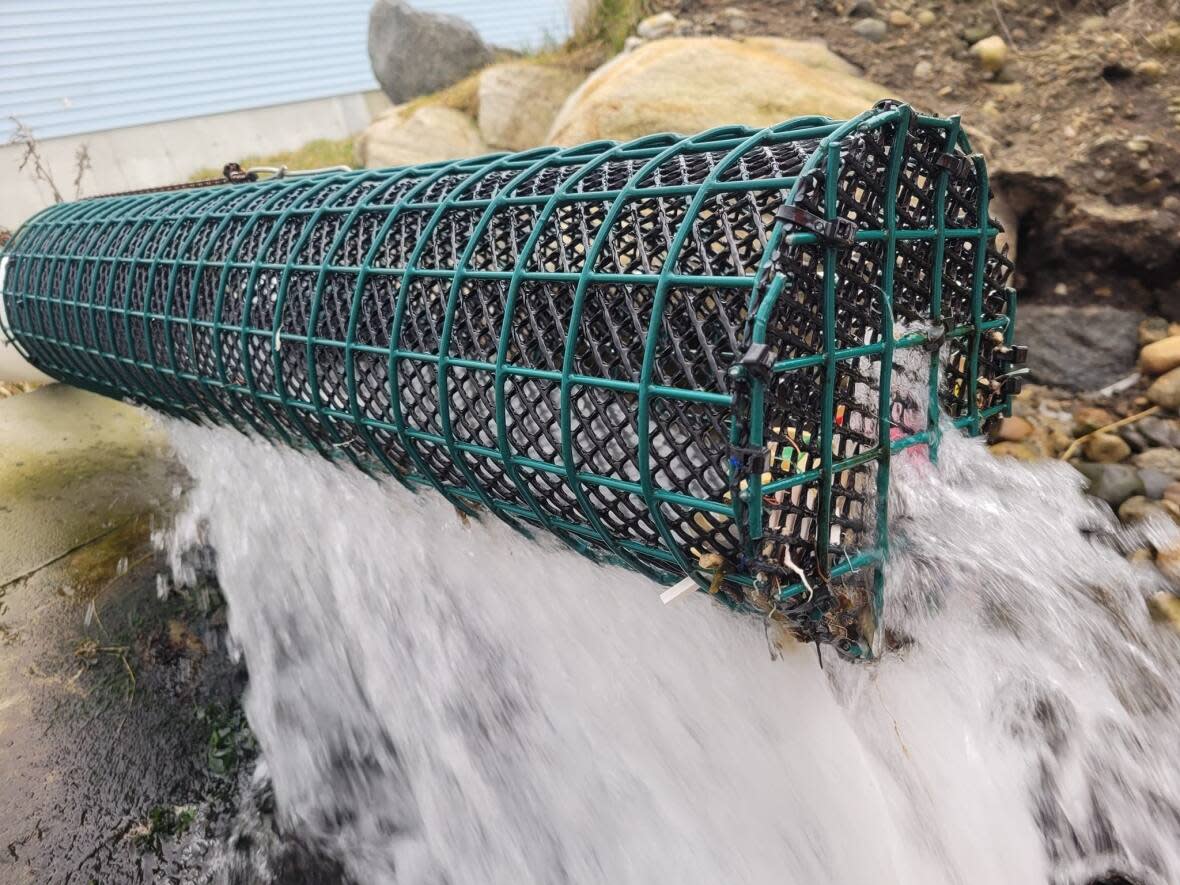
[{"x1": 0, "y1": 101, "x2": 1017, "y2": 658}]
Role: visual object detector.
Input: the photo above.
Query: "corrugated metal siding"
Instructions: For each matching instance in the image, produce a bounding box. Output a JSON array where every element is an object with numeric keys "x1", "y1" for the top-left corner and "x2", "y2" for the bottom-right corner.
[{"x1": 1, "y1": 0, "x2": 571, "y2": 141}]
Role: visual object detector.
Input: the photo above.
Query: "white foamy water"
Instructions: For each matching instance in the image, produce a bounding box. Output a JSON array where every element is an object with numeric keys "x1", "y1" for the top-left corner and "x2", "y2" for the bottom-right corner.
[{"x1": 161, "y1": 418, "x2": 1180, "y2": 885}]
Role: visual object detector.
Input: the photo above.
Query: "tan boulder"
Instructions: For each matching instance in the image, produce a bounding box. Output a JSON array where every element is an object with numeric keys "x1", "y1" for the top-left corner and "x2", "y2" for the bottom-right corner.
[
  {"x1": 477, "y1": 62, "x2": 585, "y2": 151},
  {"x1": 993, "y1": 415, "x2": 1034, "y2": 442},
  {"x1": 546, "y1": 36, "x2": 887, "y2": 146},
  {"x1": 1140, "y1": 335, "x2": 1180, "y2": 376},
  {"x1": 358, "y1": 104, "x2": 488, "y2": 169}
]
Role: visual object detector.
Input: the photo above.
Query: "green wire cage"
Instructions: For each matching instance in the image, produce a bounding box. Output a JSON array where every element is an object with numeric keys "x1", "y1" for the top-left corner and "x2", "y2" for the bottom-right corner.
[{"x1": 0, "y1": 100, "x2": 1019, "y2": 659}]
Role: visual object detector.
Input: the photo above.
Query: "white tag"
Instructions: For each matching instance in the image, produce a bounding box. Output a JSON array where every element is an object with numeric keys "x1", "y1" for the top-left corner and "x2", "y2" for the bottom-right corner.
[{"x1": 660, "y1": 576, "x2": 697, "y2": 605}]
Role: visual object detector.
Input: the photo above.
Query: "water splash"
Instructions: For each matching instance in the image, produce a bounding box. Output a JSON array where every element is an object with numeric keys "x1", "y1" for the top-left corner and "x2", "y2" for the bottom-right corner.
[{"x1": 161, "y1": 418, "x2": 1180, "y2": 885}]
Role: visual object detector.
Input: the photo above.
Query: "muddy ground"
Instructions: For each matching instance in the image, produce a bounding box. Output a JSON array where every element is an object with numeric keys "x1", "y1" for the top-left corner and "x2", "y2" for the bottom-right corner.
[
  {"x1": 656, "y1": 0, "x2": 1180, "y2": 322},
  {"x1": 0, "y1": 386, "x2": 348, "y2": 883}
]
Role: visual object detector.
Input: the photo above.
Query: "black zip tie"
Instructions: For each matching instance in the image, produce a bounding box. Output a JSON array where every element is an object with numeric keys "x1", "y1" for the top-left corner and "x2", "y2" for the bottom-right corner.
[
  {"x1": 733, "y1": 343, "x2": 778, "y2": 383},
  {"x1": 728, "y1": 444, "x2": 768, "y2": 473},
  {"x1": 934, "y1": 152, "x2": 974, "y2": 179},
  {"x1": 774, "y1": 204, "x2": 858, "y2": 248}
]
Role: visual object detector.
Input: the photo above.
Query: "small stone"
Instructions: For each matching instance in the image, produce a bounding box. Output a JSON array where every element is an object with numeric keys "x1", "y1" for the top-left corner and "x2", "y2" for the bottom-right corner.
[
  {"x1": 623, "y1": 35, "x2": 645, "y2": 52},
  {"x1": 988, "y1": 441, "x2": 1039, "y2": 461},
  {"x1": 1164, "y1": 481, "x2": 1180, "y2": 506},
  {"x1": 888, "y1": 10, "x2": 912, "y2": 27},
  {"x1": 913, "y1": 60, "x2": 934, "y2": 79},
  {"x1": 1073, "y1": 405, "x2": 1117, "y2": 435},
  {"x1": 1121, "y1": 426, "x2": 1150, "y2": 454},
  {"x1": 847, "y1": 0, "x2": 878, "y2": 17},
  {"x1": 1126, "y1": 136, "x2": 1152, "y2": 154},
  {"x1": 852, "y1": 17, "x2": 888, "y2": 40},
  {"x1": 1148, "y1": 592, "x2": 1180, "y2": 631},
  {"x1": 1158, "y1": 544, "x2": 1180, "y2": 583},
  {"x1": 1147, "y1": 367, "x2": 1180, "y2": 410},
  {"x1": 1074, "y1": 462, "x2": 1145, "y2": 507},
  {"x1": 993, "y1": 415, "x2": 1034, "y2": 442},
  {"x1": 636, "y1": 11, "x2": 678, "y2": 39},
  {"x1": 962, "y1": 24, "x2": 992, "y2": 44},
  {"x1": 1119, "y1": 495, "x2": 1165, "y2": 524},
  {"x1": 1139, "y1": 317, "x2": 1172, "y2": 346},
  {"x1": 970, "y1": 35, "x2": 1009, "y2": 74},
  {"x1": 1136, "y1": 60, "x2": 1165, "y2": 79},
  {"x1": 916, "y1": 9, "x2": 936, "y2": 25},
  {"x1": 1137, "y1": 415, "x2": 1180, "y2": 448},
  {"x1": 1140, "y1": 467, "x2": 1174, "y2": 499},
  {"x1": 1140, "y1": 336, "x2": 1180, "y2": 375},
  {"x1": 1133, "y1": 447, "x2": 1180, "y2": 480},
  {"x1": 1084, "y1": 433, "x2": 1132, "y2": 463}
]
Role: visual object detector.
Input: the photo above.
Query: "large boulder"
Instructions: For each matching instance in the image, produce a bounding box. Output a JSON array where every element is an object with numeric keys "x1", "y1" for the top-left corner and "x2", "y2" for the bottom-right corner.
[
  {"x1": 368, "y1": 0, "x2": 492, "y2": 104},
  {"x1": 1018, "y1": 304, "x2": 1146, "y2": 392},
  {"x1": 358, "y1": 105, "x2": 489, "y2": 168},
  {"x1": 546, "y1": 36, "x2": 886, "y2": 145},
  {"x1": 477, "y1": 62, "x2": 585, "y2": 151}
]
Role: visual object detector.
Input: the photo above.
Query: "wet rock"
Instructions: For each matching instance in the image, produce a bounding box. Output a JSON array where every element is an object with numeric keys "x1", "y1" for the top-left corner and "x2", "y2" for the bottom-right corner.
[
  {"x1": 1084, "y1": 433, "x2": 1131, "y2": 463},
  {"x1": 1164, "y1": 481, "x2": 1180, "y2": 507},
  {"x1": 852, "y1": 18, "x2": 888, "y2": 41},
  {"x1": 1133, "y1": 447, "x2": 1180, "y2": 480},
  {"x1": 1074, "y1": 405, "x2": 1117, "y2": 435},
  {"x1": 1139, "y1": 467, "x2": 1173, "y2": 499},
  {"x1": 1118, "y1": 495, "x2": 1169, "y2": 525},
  {"x1": 477, "y1": 62, "x2": 583, "y2": 151},
  {"x1": 1158, "y1": 543, "x2": 1180, "y2": 583},
  {"x1": 1137, "y1": 415, "x2": 1180, "y2": 448},
  {"x1": 1074, "y1": 462, "x2": 1145, "y2": 507},
  {"x1": 1148, "y1": 592, "x2": 1180, "y2": 631},
  {"x1": 1140, "y1": 336, "x2": 1180, "y2": 375},
  {"x1": 1120, "y1": 426, "x2": 1149, "y2": 453},
  {"x1": 1019, "y1": 304, "x2": 1146, "y2": 392},
  {"x1": 636, "y1": 11, "x2": 679, "y2": 39},
  {"x1": 547, "y1": 37, "x2": 884, "y2": 146},
  {"x1": 367, "y1": 0, "x2": 492, "y2": 104},
  {"x1": 989, "y1": 440, "x2": 1039, "y2": 461},
  {"x1": 1139, "y1": 316, "x2": 1171, "y2": 346},
  {"x1": 993, "y1": 415, "x2": 1034, "y2": 442},
  {"x1": 359, "y1": 105, "x2": 487, "y2": 168},
  {"x1": 970, "y1": 35, "x2": 1009, "y2": 75},
  {"x1": 1147, "y1": 366, "x2": 1180, "y2": 410}
]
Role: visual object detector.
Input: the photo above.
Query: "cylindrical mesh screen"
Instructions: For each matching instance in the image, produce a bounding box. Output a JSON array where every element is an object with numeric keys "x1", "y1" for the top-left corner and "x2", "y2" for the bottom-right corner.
[{"x1": 0, "y1": 101, "x2": 1016, "y2": 657}]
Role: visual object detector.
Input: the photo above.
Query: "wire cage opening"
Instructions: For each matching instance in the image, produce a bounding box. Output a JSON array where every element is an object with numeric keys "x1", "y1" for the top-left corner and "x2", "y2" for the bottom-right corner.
[{"x1": 0, "y1": 100, "x2": 1019, "y2": 659}]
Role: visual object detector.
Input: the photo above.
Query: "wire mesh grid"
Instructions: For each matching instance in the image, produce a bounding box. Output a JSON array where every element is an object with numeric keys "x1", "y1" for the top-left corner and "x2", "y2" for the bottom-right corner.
[{"x1": 0, "y1": 101, "x2": 1017, "y2": 657}]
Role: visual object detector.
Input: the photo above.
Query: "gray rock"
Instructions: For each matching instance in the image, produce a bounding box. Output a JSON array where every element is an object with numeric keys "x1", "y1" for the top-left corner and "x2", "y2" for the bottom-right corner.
[
  {"x1": 1140, "y1": 467, "x2": 1173, "y2": 499},
  {"x1": 1074, "y1": 461, "x2": 1145, "y2": 508},
  {"x1": 1133, "y1": 447, "x2": 1180, "y2": 480},
  {"x1": 852, "y1": 17, "x2": 888, "y2": 40},
  {"x1": 368, "y1": 0, "x2": 493, "y2": 104},
  {"x1": 1138, "y1": 415, "x2": 1180, "y2": 448},
  {"x1": 1018, "y1": 304, "x2": 1147, "y2": 391},
  {"x1": 1120, "y1": 426, "x2": 1150, "y2": 454}
]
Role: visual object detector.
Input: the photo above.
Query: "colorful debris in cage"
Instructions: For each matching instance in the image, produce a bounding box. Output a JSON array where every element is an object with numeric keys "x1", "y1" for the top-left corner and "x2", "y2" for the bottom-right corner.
[{"x1": 0, "y1": 100, "x2": 1019, "y2": 659}]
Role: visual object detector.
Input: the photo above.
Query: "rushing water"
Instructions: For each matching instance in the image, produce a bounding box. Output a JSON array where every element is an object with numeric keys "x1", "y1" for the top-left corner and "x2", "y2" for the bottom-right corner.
[{"x1": 161, "y1": 417, "x2": 1180, "y2": 885}]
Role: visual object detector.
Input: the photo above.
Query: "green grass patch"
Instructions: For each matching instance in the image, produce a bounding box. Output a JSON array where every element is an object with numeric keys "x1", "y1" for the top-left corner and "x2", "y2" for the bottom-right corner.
[{"x1": 189, "y1": 137, "x2": 355, "y2": 182}]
